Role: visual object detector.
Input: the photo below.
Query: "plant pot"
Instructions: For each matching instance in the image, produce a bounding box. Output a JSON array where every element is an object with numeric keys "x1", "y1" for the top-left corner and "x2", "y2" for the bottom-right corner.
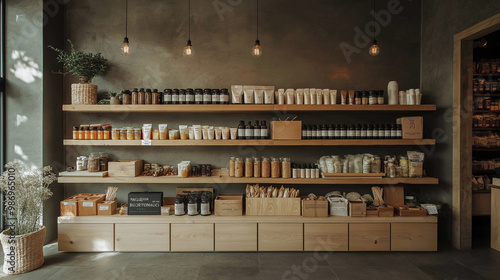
[
  {"x1": 110, "y1": 97, "x2": 120, "y2": 105},
  {"x1": 71, "y1": 83, "x2": 98, "y2": 104},
  {"x1": 0, "y1": 226, "x2": 46, "y2": 275}
]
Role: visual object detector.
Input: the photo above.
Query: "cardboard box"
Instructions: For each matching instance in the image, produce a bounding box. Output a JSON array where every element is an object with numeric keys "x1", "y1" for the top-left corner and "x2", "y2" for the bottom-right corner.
[
  {"x1": 98, "y1": 199, "x2": 117, "y2": 215},
  {"x1": 214, "y1": 194, "x2": 243, "y2": 216},
  {"x1": 60, "y1": 193, "x2": 92, "y2": 216},
  {"x1": 302, "y1": 199, "x2": 329, "y2": 217},
  {"x1": 246, "y1": 197, "x2": 301, "y2": 216},
  {"x1": 397, "y1": 117, "x2": 423, "y2": 139},
  {"x1": 271, "y1": 121, "x2": 302, "y2": 140},
  {"x1": 108, "y1": 160, "x2": 143, "y2": 177},
  {"x1": 328, "y1": 196, "x2": 348, "y2": 216},
  {"x1": 163, "y1": 197, "x2": 176, "y2": 208},
  {"x1": 349, "y1": 201, "x2": 366, "y2": 217},
  {"x1": 366, "y1": 208, "x2": 379, "y2": 217},
  {"x1": 78, "y1": 194, "x2": 106, "y2": 216},
  {"x1": 161, "y1": 206, "x2": 170, "y2": 216}
]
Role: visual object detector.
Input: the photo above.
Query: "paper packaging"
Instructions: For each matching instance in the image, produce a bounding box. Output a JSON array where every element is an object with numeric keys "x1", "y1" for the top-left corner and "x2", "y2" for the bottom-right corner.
[
  {"x1": 397, "y1": 117, "x2": 423, "y2": 139},
  {"x1": 179, "y1": 125, "x2": 189, "y2": 140},
  {"x1": 178, "y1": 161, "x2": 191, "y2": 178},
  {"x1": 193, "y1": 125, "x2": 202, "y2": 140},
  {"x1": 271, "y1": 121, "x2": 302, "y2": 140},
  {"x1": 315, "y1": 89, "x2": 323, "y2": 105},
  {"x1": 243, "y1": 85, "x2": 255, "y2": 104},
  {"x1": 208, "y1": 128, "x2": 215, "y2": 140},
  {"x1": 142, "y1": 124, "x2": 152, "y2": 140},
  {"x1": 415, "y1": 89, "x2": 422, "y2": 105},
  {"x1": 330, "y1": 90, "x2": 337, "y2": 104},
  {"x1": 277, "y1": 89, "x2": 285, "y2": 104},
  {"x1": 328, "y1": 196, "x2": 348, "y2": 216},
  {"x1": 340, "y1": 90, "x2": 347, "y2": 105},
  {"x1": 304, "y1": 89, "x2": 310, "y2": 105},
  {"x1": 310, "y1": 88, "x2": 316, "y2": 104},
  {"x1": 221, "y1": 127, "x2": 230, "y2": 139},
  {"x1": 285, "y1": 89, "x2": 295, "y2": 104},
  {"x1": 295, "y1": 89, "x2": 304, "y2": 105},
  {"x1": 322, "y1": 89, "x2": 330, "y2": 105},
  {"x1": 263, "y1": 86, "x2": 275, "y2": 104},
  {"x1": 215, "y1": 128, "x2": 222, "y2": 139},
  {"x1": 231, "y1": 85, "x2": 244, "y2": 104},
  {"x1": 229, "y1": 128, "x2": 238, "y2": 139},
  {"x1": 348, "y1": 90, "x2": 355, "y2": 105},
  {"x1": 158, "y1": 124, "x2": 168, "y2": 140},
  {"x1": 254, "y1": 87, "x2": 265, "y2": 104}
]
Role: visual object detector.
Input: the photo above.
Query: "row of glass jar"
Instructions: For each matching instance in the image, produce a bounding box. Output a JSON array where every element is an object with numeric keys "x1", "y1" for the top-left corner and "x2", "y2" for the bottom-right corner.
[
  {"x1": 229, "y1": 157, "x2": 291, "y2": 178},
  {"x1": 76, "y1": 152, "x2": 109, "y2": 172},
  {"x1": 73, "y1": 125, "x2": 111, "y2": 140},
  {"x1": 121, "y1": 88, "x2": 230, "y2": 105}
]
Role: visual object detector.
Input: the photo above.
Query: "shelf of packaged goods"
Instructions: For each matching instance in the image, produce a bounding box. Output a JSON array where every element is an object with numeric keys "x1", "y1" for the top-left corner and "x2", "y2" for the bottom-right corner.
[
  {"x1": 473, "y1": 73, "x2": 500, "y2": 78},
  {"x1": 62, "y1": 104, "x2": 437, "y2": 113},
  {"x1": 473, "y1": 148, "x2": 500, "y2": 151},
  {"x1": 473, "y1": 128, "x2": 500, "y2": 131},
  {"x1": 57, "y1": 214, "x2": 437, "y2": 224},
  {"x1": 472, "y1": 170, "x2": 497, "y2": 174},
  {"x1": 473, "y1": 93, "x2": 500, "y2": 97},
  {"x1": 57, "y1": 175, "x2": 439, "y2": 185},
  {"x1": 473, "y1": 189, "x2": 492, "y2": 193},
  {"x1": 473, "y1": 110, "x2": 500, "y2": 113},
  {"x1": 63, "y1": 139, "x2": 436, "y2": 146}
]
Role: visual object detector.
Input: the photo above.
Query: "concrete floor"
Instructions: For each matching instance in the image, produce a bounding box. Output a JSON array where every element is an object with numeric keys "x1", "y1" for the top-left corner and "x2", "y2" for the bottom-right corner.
[{"x1": 1, "y1": 242, "x2": 500, "y2": 280}]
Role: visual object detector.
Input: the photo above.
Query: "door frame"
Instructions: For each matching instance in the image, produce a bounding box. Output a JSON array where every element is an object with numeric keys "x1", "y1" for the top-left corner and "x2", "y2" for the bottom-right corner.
[{"x1": 453, "y1": 13, "x2": 500, "y2": 250}]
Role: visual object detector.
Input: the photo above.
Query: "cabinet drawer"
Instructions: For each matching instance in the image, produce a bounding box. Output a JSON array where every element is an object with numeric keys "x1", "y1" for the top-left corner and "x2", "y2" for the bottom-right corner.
[
  {"x1": 58, "y1": 223, "x2": 114, "y2": 252},
  {"x1": 258, "y1": 223, "x2": 303, "y2": 251},
  {"x1": 304, "y1": 223, "x2": 348, "y2": 251},
  {"x1": 115, "y1": 223, "x2": 170, "y2": 252},
  {"x1": 171, "y1": 224, "x2": 214, "y2": 252},
  {"x1": 391, "y1": 223, "x2": 437, "y2": 251},
  {"x1": 215, "y1": 223, "x2": 257, "y2": 251},
  {"x1": 349, "y1": 223, "x2": 390, "y2": 251}
]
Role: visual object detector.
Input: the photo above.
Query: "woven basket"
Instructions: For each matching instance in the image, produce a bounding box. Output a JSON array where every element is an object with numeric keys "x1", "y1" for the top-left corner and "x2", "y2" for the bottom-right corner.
[
  {"x1": 0, "y1": 226, "x2": 46, "y2": 275},
  {"x1": 71, "y1": 83, "x2": 98, "y2": 104}
]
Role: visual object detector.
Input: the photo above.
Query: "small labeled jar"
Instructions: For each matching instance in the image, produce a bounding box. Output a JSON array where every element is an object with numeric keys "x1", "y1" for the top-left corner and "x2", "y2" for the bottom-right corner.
[
  {"x1": 212, "y1": 89, "x2": 220, "y2": 104},
  {"x1": 131, "y1": 88, "x2": 139, "y2": 104},
  {"x1": 112, "y1": 128, "x2": 120, "y2": 140},
  {"x1": 99, "y1": 152, "x2": 109, "y2": 171},
  {"x1": 186, "y1": 88, "x2": 195, "y2": 104},
  {"x1": 134, "y1": 128, "x2": 142, "y2": 140},
  {"x1": 195, "y1": 88, "x2": 203, "y2": 104},
  {"x1": 163, "y1": 89, "x2": 172, "y2": 104},
  {"x1": 362, "y1": 91, "x2": 369, "y2": 105},
  {"x1": 138, "y1": 88, "x2": 146, "y2": 104},
  {"x1": 229, "y1": 156, "x2": 236, "y2": 177},
  {"x1": 203, "y1": 89, "x2": 212, "y2": 104},
  {"x1": 127, "y1": 127, "x2": 135, "y2": 140},
  {"x1": 122, "y1": 90, "x2": 132, "y2": 104},
  {"x1": 103, "y1": 126, "x2": 110, "y2": 140},
  {"x1": 97, "y1": 126, "x2": 104, "y2": 140},
  {"x1": 78, "y1": 126, "x2": 85, "y2": 139},
  {"x1": 261, "y1": 157, "x2": 271, "y2": 178},
  {"x1": 179, "y1": 89, "x2": 186, "y2": 104},
  {"x1": 145, "y1": 89, "x2": 152, "y2": 104},
  {"x1": 87, "y1": 153, "x2": 100, "y2": 172},
  {"x1": 271, "y1": 157, "x2": 281, "y2": 178},
  {"x1": 368, "y1": 90, "x2": 377, "y2": 105},
  {"x1": 152, "y1": 89, "x2": 160, "y2": 104},
  {"x1": 175, "y1": 195, "x2": 186, "y2": 216},
  {"x1": 253, "y1": 157, "x2": 261, "y2": 178},
  {"x1": 84, "y1": 127, "x2": 91, "y2": 140},
  {"x1": 73, "y1": 126, "x2": 79, "y2": 140},
  {"x1": 377, "y1": 90, "x2": 385, "y2": 104},
  {"x1": 200, "y1": 195, "x2": 211, "y2": 216},
  {"x1": 90, "y1": 127, "x2": 97, "y2": 140},
  {"x1": 172, "y1": 89, "x2": 179, "y2": 104},
  {"x1": 282, "y1": 157, "x2": 291, "y2": 178},
  {"x1": 220, "y1": 88, "x2": 229, "y2": 104},
  {"x1": 120, "y1": 128, "x2": 128, "y2": 140},
  {"x1": 245, "y1": 157, "x2": 253, "y2": 178},
  {"x1": 235, "y1": 157, "x2": 244, "y2": 177}
]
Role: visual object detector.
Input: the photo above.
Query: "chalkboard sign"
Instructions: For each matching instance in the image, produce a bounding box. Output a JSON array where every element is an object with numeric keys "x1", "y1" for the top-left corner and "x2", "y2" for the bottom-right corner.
[{"x1": 128, "y1": 192, "x2": 163, "y2": 215}]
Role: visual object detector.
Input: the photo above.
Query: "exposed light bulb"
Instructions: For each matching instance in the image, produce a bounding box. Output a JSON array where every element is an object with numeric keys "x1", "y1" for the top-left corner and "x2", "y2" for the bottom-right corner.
[
  {"x1": 183, "y1": 40, "x2": 194, "y2": 57},
  {"x1": 122, "y1": 37, "x2": 130, "y2": 55},
  {"x1": 369, "y1": 39, "x2": 380, "y2": 56},
  {"x1": 252, "y1": 40, "x2": 262, "y2": 57}
]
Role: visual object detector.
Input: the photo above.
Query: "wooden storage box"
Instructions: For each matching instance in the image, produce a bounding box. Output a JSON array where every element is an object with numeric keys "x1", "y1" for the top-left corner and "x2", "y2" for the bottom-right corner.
[
  {"x1": 397, "y1": 117, "x2": 423, "y2": 139},
  {"x1": 302, "y1": 199, "x2": 329, "y2": 217},
  {"x1": 214, "y1": 194, "x2": 243, "y2": 216},
  {"x1": 161, "y1": 206, "x2": 170, "y2": 216},
  {"x1": 349, "y1": 201, "x2": 366, "y2": 217},
  {"x1": 78, "y1": 194, "x2": 106, "y2": 216},
  {"x1": 394, "y1": 205, "x2": 428, "y2": 216},
  {"x1": 60, "y1": 193, "x2": 92, "y2": 216},
  {"x1": 108, "y1": 160, "x2": 143, "y2": 177},
  {"x1": 378, "y1": 206, "x2": 394, "y2": 217},
  {"x1": 271, "y1": 121, "x2": 302, "y2": 140},
  {"x1": 366, "y1": 208, "x2": 378, "y2": 217},
  {"x1": 328, "y1": 196, "x2": 348, "y2": 216},
  {"x1": 246, "y1": 197, "x2": 301, "y2": 216},
  {"x1": 97, "y1": 199, "x2": 117, "y2": 215}
]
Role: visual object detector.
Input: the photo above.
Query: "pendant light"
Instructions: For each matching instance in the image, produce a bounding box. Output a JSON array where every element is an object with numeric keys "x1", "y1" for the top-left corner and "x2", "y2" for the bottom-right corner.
[
  {"x1": 368, "y1": 0, "x2": 380, "y2": 56},
  {"x1": 251, "y1": 0, "x2": 262, "y2": 57},
  {"x1": 121, "y1": 0, "x2": 130, "y2": 55},
  {"x1": 183, "y1": 0, "x2": 194, "y2": 57}
]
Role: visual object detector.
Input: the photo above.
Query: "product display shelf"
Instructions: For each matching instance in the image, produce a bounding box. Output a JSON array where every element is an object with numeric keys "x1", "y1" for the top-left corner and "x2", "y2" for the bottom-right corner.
[
  {"x1": 473, "y1": 148, "x2": 500, "y2": 151},
  {"x1": 473, "y1": 73, "x2": 500, "y2": 77},
  {"x1": 62, "y1": 104, "x2": 437, "y2": 113},
  {"x1": 473, "y1": 93, "x2": 500, "y2": 97},
  {"x1": 473, "y1": 110, "x2": 500, "y2": 113},
  {"x1": 63, "y1": 139, "x2": 436, "y2": 146},
  {"x1": 473, "y1": 128, "x2": 500, "y2": 131}
]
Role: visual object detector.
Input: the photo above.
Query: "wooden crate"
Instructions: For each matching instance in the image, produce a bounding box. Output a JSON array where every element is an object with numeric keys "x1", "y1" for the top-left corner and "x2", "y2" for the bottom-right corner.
[
  {"x1": 349, "y1": 223, "x2": 390, "y2": 251},
  {"x1": 115, "y1": 224, "x2": 170, "y2": 252},
  {"x1": 304, "y1": 224, "x2": 348, "y2": 251},
  {"x1": 391, "y1": 223, "x2": 437, "y2": 251},
  {"x1": 271, "y1": 121, "x2": 302, "y2": 140},
  {"x1": 58, "y1": 223, "x2": 114, "y2": 252},
  {"x1": 60, "y1": 193, "x2": 92, "y2": 216},
  {"x1": 258, "y1": 223, "x2": 303, "y2": 251},
  {"x1": 108, "y1": 160, "x2": 143, "y2": 177},
  {"x1": 394, "y1": 205, "x2": 428, "y2": 216},
  {"x1": 246, "y1": 197, "x2": 301, "y2": 216},
  {"x1": 215, "y1": 223, "x2": 257, "y2": 251},
  {"x1": 378, "y1": 206, "x2": 394, "y2": 217},
  {"x1": 349, "y1": 201, "x2": 366, "y2": 217},
  {"x1": 302, "y1": 199, "x2": 328, "y2": 217},
  {"x1": 214, "y1": 194, "x2": 243, "y2": 216},
  {"x1": 171, "y1": 224, "x2": 214, "y2": 252},
  {"x1": 472, "y1": 192, "x2": 491, "y2": 216},
  {"x1": 97, "y1": 199, "x2": 117, "y2": 215},
  {"x1": 77, "y1": 194, "x2": 106, "y2": 216}
]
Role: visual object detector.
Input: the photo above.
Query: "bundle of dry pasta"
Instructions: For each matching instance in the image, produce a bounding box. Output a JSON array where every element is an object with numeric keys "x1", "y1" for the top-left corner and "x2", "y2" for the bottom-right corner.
[{"x1": 246, "y1": 184, "x2": 300, "y2": 198}]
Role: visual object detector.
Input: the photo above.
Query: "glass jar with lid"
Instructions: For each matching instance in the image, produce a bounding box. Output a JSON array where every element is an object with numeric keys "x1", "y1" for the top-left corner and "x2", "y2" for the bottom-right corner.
[
  {"x1": 253, "y1": 157, "x2": 261, "y2": 178},
  {"x1": 195, "y1": 88, "x2": 203, "y2": 104},
  {"x1": 122, "y1": 90, "x2": 132, "y2": 104},
  {"x1": 281, "y1": 157, "x2": 291, "y2": 178},
  {"x1": 229, "y1": 156, "x2": 236, "y2": 177},
  {"x1": 172, "y1": 89, "x2": 179, "y2": 104},
  {"x1": 179, "y1": 89, "x2": 186, "y2": 104},
  {"x1": 186, "y1": 88, "x2": 195, "y2": 104},
  {"x1": 163, "y1": 89, "x2": 172, "y2": 104},
  {"x1": 152, "y1": 89, "x2": 160, "y2": 104},
  {"x1": 99, "y1": 152, "x2": 109, "y2": 171},
  {"x1": 138, "y1": 88, "x2": 145, "y2": 104},
  {"x1": 73, "y1": 126, "x2": 79, "y2": 140},
  {"x1": 245, "y1": 157, "x2": 253, "y2": 178},
  {"x1": 131, "y1": 88, "x2": 139, "y2": 104},
  {"x1": 203, "y1": 89, "x2": 212, "y2": 104},
  {"x1": 145, "y1": 89, "x2": 152, "y2": 104},
  {"x1": 211, "y1": 89, "x2": 220, "y2": 104},
  {"x1": 120, "y1": 128, "x2": 128, "y2": 140},
  {"x1": 235, "y1": 157, "x2": 244, "y2": 177},
  {"x1": 271, "y1": 157, "x2": 281, "y2": 178},
  {"x1": 261, "y1": 157, "x2": 271, "y2": 178},
  {"x1": 134, "y1": 128, "x2": 142, "y2": 140},
  {"x1": 90, "y1": 127, "x2": 97, "y2": 140},
  {"x1": 127, "y1": 127, "x2": 134, "y2": 140},
  {"x1": 220, "y1": 88, "x2": 229, "y2": 104},
  {"x1": 112, "y1": 128, "x2": 120, "y2": 140},
  {"x1": 87, "y1": 153, "x2": 100, "y2": 172}
]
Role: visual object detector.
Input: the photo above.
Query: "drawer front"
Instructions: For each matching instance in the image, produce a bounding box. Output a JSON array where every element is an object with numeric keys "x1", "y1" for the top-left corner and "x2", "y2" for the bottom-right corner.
[
  {"x1": 304, "y1": 223, "x2": 348, "y2": 251},
  {"x1": 58, "y1": 223, "x2": 114, "y2": 252},
  {"x1": 391, "y1": 223, "x2": 437, "y2": 251},
  {"x1": 349, "y1": 223, "x2": 390, "y2": 251},
  {"x1": 171, "y1": 224, "x2": 214, "y2": 252},
  {"x1": 115, "y1": 223, "x2": 170, "y2": 252},
  {"x1": 258, "y1": 223, "x2": 303, "y2": 251},
  {"x1": 215, "y1": 223, "x2": 257, "y2": 251}
]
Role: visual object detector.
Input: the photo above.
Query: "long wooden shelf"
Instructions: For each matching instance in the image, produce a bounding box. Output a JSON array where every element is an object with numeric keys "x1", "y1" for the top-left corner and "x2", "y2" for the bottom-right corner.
[
  {"x1": 58, "y1": 214, "x2": 437, "y2": 224},
  {"x1": 58, "y1": 175, "x2": 439, "y2": 185},
  {"x1": 62, "y1": 104, "x2": 437, "y2": 113},
  {"x1": 63, "y1": 139, "x2": 436, "y2": 146}
]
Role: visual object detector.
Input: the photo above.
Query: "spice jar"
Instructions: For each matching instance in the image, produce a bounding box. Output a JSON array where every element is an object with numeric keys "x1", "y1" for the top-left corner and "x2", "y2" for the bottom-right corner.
[
  {"x1": 203, "y1": 88, "x2": 212, "y2": 104},
  {"x1": 163, "y1": 89, "x2": 172, "y2": 104},
  {"x1": 175, "y1": 195, "x2": 186, "y2": 216},
  {"x1": 271, "y1": 157, "x2": 281, "y2": 178},
  {"x1": 172, "y1": 89, "x2": 179, "y2": 104},
  {"x1": 368, "y1": 90, "x2": 377, "y2": 105},
  {"x1": 245, "y1": 157, "x2": 253, "y2": 178},
  {"x1": 261, "y1": 157, "x2": 271, "y2": 178},
  {"x1": 220, "y1": 88, "x2": 229, "y2": 104},
  {"x1": 97, "y1": 126, "x2": 104, "y2": 140},
  {"x1": 152, "y1": 89, "x2": 160, "y2": 104},
  {"x1": 87, "y1": 153, "x2": 100, "y2": 172},
  {"x1": 362, "y1": 91, "x2": 369, "y2": 105},
  {"x1": 112, "y1": 128, "x2": 120, "y2": 140},
  {"x1": 178, "y1": 89, "x2": 186, "y2": 104},
  {"x1": 120, "y1": 128, "x2": 128, "y2": 140},
  {"x1": 195, "y1": 88, "x2": 203, "y2": 104},
  {"x1": 84, "y1": 127, "x2": 91, "y2": 140},
  {"x1": 78, "y1": 126, "x2": 85, "y2": 139},
  {"x1": 99, "y1": 152, "x2": 109, "y2": 171},
  {"x1": 127, "y1": 127, "x2": 134, "y2": 140},
  {"x1": 104, "y1": 126, "x2": 111, "y2": 140},
  {"x1": 229, "y1": 156, "x2": 236, "y2": 177},
  {"x1": 186, "y1": 88, "x2": 195, "y2": 104},
  {"x1": 188, "y1": 196, "x2": 198, "y2": 216},
  {"x1": 281, "y1": 157, "x2": 291, "y2": 178},
  {"x1": 122, "y1": 90, "x2": 132, "y2": 104},
  {"x1": 145, "y1": 89, "x2": 152, "y2": 104},
  {"x1": 371, "y1": 156, "x2": 381, "y2": 173},
  {"x1": 90, "y1": 127, "x2": 97, "y2": 140},
  {"x1": 200, "y1": 195, "x2": 211, "y2": 216},
  {"x1": 138, "y1": 88, "x2": 145, "y2": 104},
  {"x1": 131, "y1": 88, "x2": 139, "y2": 104},
  {"x1": 212, "y1": 89, "x2": 220, "y2": 104},
  {"x1": 253, "y1": 157, "x2": 261, "y2": 178},
  {"x1": 235, "y1": 157, "x2": 244, "y2": 177},
  {"x1": 377, "y1": 90, "x2": 385, "y2": 104},
  {"x1": 73, "y1": 126, "x2": 79, "y2": 140}
]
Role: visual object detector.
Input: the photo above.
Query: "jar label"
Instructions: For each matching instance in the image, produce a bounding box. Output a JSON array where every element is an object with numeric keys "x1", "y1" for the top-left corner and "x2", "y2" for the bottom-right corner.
[
  {"x1": 261, "y1": 129, "x2": 267, "y2": 138},
  {"x1": 195, "y1": 95, "x2": 202, "y2": 102},
  {"x1": 220, "y1": 95, "x2": 229, "y2": 102},
  {"x1": 212, "y1": 95, "x2": 220, "y2": 102},
  {"x1": 397, "y1": 131, "x2": 402, "y2": 137},
  {"x1": 187, "y1": 95, "x2": 195, "y2": 102},
  {"x1": 172, "y1": 95, "x2": 179, "y2": 102},
  {"x1": 200, "y1": 203, "x2": 210, "y2": 215},
  {"x1": 82, "y1": 201, "x2": 94, "y2": 207},
  {"x1": 334, "y1": 131, "x2": 340, "y2": 137},
  {"x1": 99, "y1": 205, "x2": 109, "y2": 210},
  {"x1": 238, "y1": 128, "x2": 245, "y2": 137},
  {"x1": 179, "y1": 95, "x2": 186, "y2": 102},
  {"x1": 341, "y1": 131, "x2": 347, "y2": 137},
  {"x1": 367, "y1": 131, "x2": 373, "y2": 137},
  {"x1": 203, "y1": 95, "x2": 211, "y2": 102},
  {"x1": 361, "y1": 131, "x2": 367, "y2": 137},
  {"x1": 175, "y1": 204, "x2": 185, "y2": 215},
  {"x1": 164, "y1": 95, "x2": 172, "y2": 102},
  {"x1": 245, "y1": 129, "x2": 254, "y2": 137},
  {"x1": 63, "y1": 202, "x2": 76, "y2": 206},
  {"x1": 188, "y1": 203, "x2": 197, "y2": 215}
]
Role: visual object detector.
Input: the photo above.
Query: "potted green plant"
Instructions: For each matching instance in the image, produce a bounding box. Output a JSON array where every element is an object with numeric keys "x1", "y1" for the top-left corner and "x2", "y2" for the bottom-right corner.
[
  {"x1": 49, "y1": 40, "x2": 109, "y2": 105},
  {"x1": 107, "y1": 92, "x2": 121, "y2": 105},
  {"x1": 0, "y1": 160, "x2": 56, "y2": 274}
]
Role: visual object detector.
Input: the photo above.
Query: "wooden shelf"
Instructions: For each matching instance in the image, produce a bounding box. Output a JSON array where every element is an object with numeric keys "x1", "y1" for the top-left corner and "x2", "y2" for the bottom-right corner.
[
  {"x1": 472, "y1": 170, "x2": 497, "y2": 174},
  {"x1": 473, "y1": 128, "x2": 500, "y2": 131},
  {"x1": 473, "y1": 148, "x2": 500, "y2": 151},
  {"x1": 58, "y1": 214, "x2": 437, "y2": 224},
  {"x1": 473, "y1": 110, "x2": 500, "y2": 113},
  {"x1": 474, "y1": 73, "x2": 500, "y2": 77},
  {"x1": 62, "y1": 104, "x2": 437, "y2": 113},
  {"x1": 63, "y1": 139, "x2": 436, "y2": 146},
  {"x1": 473, "y1": 189, "x2": 492, "y2": 193},
  {"x1": 473, "y1": 93, "x2": 500, "y2": 97},
  {"x1": 58, "y1": 175, "x2": 439, "y2": 185}
]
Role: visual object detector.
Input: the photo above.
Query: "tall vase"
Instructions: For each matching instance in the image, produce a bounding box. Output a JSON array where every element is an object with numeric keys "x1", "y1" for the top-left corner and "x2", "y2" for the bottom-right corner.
[{"x1": 387, "y1": 81, "x2": 399, "y2": 105}]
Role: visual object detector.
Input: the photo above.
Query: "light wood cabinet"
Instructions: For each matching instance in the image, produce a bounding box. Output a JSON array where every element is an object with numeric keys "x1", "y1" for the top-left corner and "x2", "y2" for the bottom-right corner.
[
  {"x1": 115, "y1": 223, "x2": 170, "y2": 252},
  {"x1": 391, "y1": 223, "x2": 437, "y2": 251},
  {"x1": 349, "y1": 223, "x2": 390, "y2": 251},
  {"x1": 215, "y1": 223, "x2": 257, "y2": 251},
  {"x1": 58, "y1": 223, "x2": 114, "y2": 252},
  {"x1": 304, "y1": 223, "x2": 348, "y2": 251},
  {"x1": 258, "y1": 223, "x2": 303, "y2": 251},
  {"x1": 171, "y1": 224, "x2": 214, "y2": 252}
]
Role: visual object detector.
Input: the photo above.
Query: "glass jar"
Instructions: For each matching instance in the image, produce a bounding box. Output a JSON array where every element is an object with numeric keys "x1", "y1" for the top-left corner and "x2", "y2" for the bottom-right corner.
[
  {"x1": 271, "y1": 157, "x2": 281, "y2": 178},
  {"x1": 212, "y1": 89, "x2": 220, "y2": 104},
  {"x1": 368, "y1": 90, "x2": 377, "y2": 105},
  {"x1": 145, "y1": 89, "x2": 152, "y2": 104},
  {"x1": 127, "y1": 127, "x2": 134, "y2": 140},
  {"x1": 253, "y1": 157, "x2": 261, "y2": 178},
  {"x1": 172, "y1": 89, "x2": 179, "y2": 104},
  {"x1": 120, "y1": 128, "x2": 128, "y2": 140},
  {"x1": 90, "y1": 127, "x2": 97, "y2": 140},
  {"x1": 152, "y1": 89, "x2": 160, "y2": 104},
  {"x1": 179, "y1": 89, "x2": 186, "y2": 104},
  {"x1": 362, "y1": 91, "x2": 369, "y2": 105},
  {"x1": 281, "y1": 157, "x2": 291, "y2": 178},
  {"x1": 371, "y1": 156, "x2": 381, "y2": 173},
  {"x1": 377, "y1": 90, "x2": 385, "y2": 104},
  {"x1": 138, "y1": 88, "x2": 145, "y2": 104},
  {"x1": 131, "y1": 88, "x2": 139, "y2": 104},
  {"x1": 73, "y1": 126, "x2": 79, "y2": 140},
  {"x1": 134, "y1": 128, "x2": 142, "y2": 140},
  {"x1": 229, "y1": 156, "x2": 236, "y2": 177},
  {"x1": 163, "y1": 89, "x2": 172, "y2": 104},
  {"x1": 78, "y1": 126, "x2": 85, "y2": 139},
  {"x1": 220, "y1": 88, "x2": 229, "y2": 104},
  {"x1": 99, "y1": 152, "x2": 109, "y2": 171},
  {"x1": 203, "y1": 88, "x2": 212, "y2": 104},
  {"x1": 405, "y1": 195, "x2": 416, "y2": 205},
  {"x1": 261, "y1": 157, "x2": 271, "y2": 178},
  {"x1": 76, "y1": 156, "x2": 87, "y2": 171},
  {"x1": 84, "y1": 127, "x2": 91, "y2": 140},
  {"x1": 97, "y1": 126, "x2": 104, "y2": 140},
  {"x1": 122, "y1": 90, "x2": 132, "y2": 104},
  {"x1": 87, "y1": 153, "x2": 100, "y2": 172},
  {"x1": 245, "y1": 157, "x2": 253, "y2": 178},
  {"x1": 235, "y1": 157, "x2": 244, "y2": 177},
  {"x1": 104, "y1": 126, "x2": 110, "y2": 140},
  {"x1": 195, "y1": 88, "x2": 203, "y2": 104},
  {"x1": 112, "y1": 128, "x2": 120, "y2": 140},
  {"x1": 186, "y1": 88, "x2": 195, "y2": 104}
]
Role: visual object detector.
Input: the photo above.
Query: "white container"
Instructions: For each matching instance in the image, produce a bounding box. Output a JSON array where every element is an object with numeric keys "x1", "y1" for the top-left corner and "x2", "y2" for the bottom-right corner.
[
  {"x1": 399, "y1": 91, "x2": 406, "y2": 105},
  {"x1": 388, "y1": 81, "x2": 399, "y2": 105},
  {"x1": 415, "y1": 89, "x2": 422, "y2": 105},
  {"x1": 328, "y1": 196, "x2": 348, "y2": 216}
]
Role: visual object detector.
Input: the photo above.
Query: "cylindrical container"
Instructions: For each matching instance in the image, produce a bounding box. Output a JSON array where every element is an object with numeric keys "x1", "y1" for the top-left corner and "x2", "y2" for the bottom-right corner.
[
  {"x1": 112, "y1": 128, "x2": 120, "y2": 140},
  {"x1": 99, "y1": 152, "x2": 109, "y2": 171},
  {"x1": 388, "y1": 162, "x2": 396, "y2": 178},
  {"x1": 195, "y1": 88, "x2": 203, "y2": 104},
  {"x1": 120, "y1": 128, "x2": 128, "y2": 140},
  {"x1": 163, "y1": 89, "x2": 172, "y2": 104},
  {"x1": 399, "y1": 91, "x2": 406, "y2": 105},
  {"x1": 387, "y1": 81, "x2": 399, "y2": 105},
  {"x1": 175, "y1": 196, "x2": 185, "y2": 216},
  {"x1": 415, "y1": 89, "x2": 422, "y2": 105},
  {"x1": 152, "y1": 89, "x2": 161, "y2": 104},
  {"x1": 235, "y1": 157, "x2": 244, "y2": 177},
  {"x1": 245, "y1": 157, "x2": 253, "y2": 178},
  {"x1": 261, "y1": 157, "x2": 271, "y2": 178},
  {"x1": 122, "y1": 90, "x2": 131, "y2": 104},
  {"x1": 172, "y1": 89, "x2": 179, "y2": 104},
  {"x1": 78, "y1": 127, "x2": 85, "y2": 140},
  {"x1": 127, "y1": 127, "x2": 134, "y2": 140},
  {"x1": 87, "y1": 153, "x2": 100, "y2": 172},
  {"x1": 97, "y1": 127, "x2": 104, "y2": 140},
  {"x1": 188, "y1": 197, "x2": 198, "y2": 216},
  {"x1": 371, "y1": 156, "x2": 381, "y2": 173},
  {"x1": 178, "y1": 89, "x2": 186, "y2": 104},
  {"x1": 134, "y1": 128, "x2": 141, "y2": 140},
  {"x1": 73, "y1": 126, "x2": 79, "y2": 140},
  {"x1": 399, "y1": 156, "x2": 409, "y2": 177},
  {"x1": 281, "y1": 157, "x2": 291, "y2": 178},
  {"x1": 103, "y1": 126, "x2": 110, "y2": 140},
  {"x1": 131, "y1": 88, "x2": 139, "y2": 104},
  {"x1": 186, "y1": 88, "x2": 195, "y2": 104},
  {"x1": 229, "y1": 156, "x2": 236, "y2": 177},
  {"x1": 200, "y1": 196, "x2": 211, "y2": 216},
  {"x1": 203, "y1": 89, "x2": 212, "y2": 104},
  {"x1": 271, "y1": 157, "x2": 281, "y2": 178},
  {"x1": 90, "y1": 127, "x2": 97, "y2": 140},
  {"x1": 138, "y1": 88, "x2": 145, "y2": 104},
  {"x1": 253, "y1": 157, "x2": 261, "y2": 178}
]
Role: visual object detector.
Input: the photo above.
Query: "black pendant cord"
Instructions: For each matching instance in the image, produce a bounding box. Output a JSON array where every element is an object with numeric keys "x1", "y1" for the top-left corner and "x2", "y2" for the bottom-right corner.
[
  {"x1": 256, "y1": 0, "x2": 259, "y2": 41},
  {"x1": 372, "y1": 0, "x2": 375, "y2": 41},
  {"x1": 188, "y1": 0, "x2": 191, "y2": 41},
  {"x1": 125, "y1": 0, "x2": 128, "y2": 38}
]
